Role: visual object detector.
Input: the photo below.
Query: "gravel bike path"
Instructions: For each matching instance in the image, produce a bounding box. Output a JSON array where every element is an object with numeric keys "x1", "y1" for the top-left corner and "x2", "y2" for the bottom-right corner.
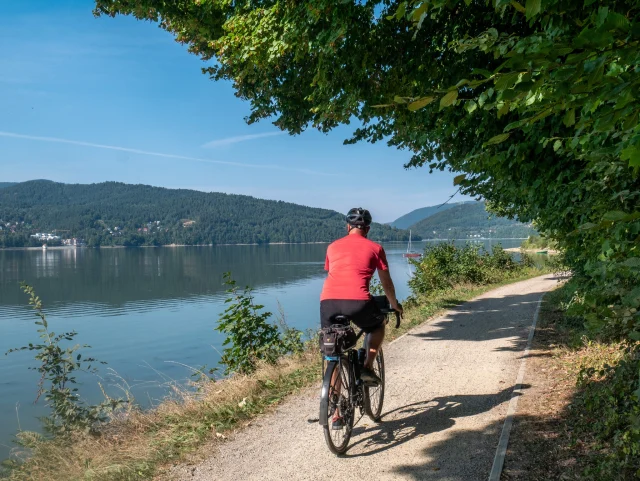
[{"x1": 172, "y1": 274, "x2": 558, "y2": 481}]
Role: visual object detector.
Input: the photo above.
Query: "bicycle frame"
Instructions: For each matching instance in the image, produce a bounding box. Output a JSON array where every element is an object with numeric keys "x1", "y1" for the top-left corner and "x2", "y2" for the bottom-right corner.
[
  {"x1": 318, "y1": 306, "x2": 400, "y2": 427},
  {"x1": 319, "y1": 330, "x2": 365, "y2": 427}
]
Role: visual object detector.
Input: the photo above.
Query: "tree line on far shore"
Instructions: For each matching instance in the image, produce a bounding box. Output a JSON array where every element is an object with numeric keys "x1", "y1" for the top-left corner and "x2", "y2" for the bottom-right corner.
[{"x1": 0, "y1": 180, "x2": 413, "y2": 247}]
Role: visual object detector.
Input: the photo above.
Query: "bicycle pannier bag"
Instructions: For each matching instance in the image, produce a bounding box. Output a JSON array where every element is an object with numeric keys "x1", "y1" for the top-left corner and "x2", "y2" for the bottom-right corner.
[{"x1": 319, "y1": 326, "x2": 357, "y2": 356}]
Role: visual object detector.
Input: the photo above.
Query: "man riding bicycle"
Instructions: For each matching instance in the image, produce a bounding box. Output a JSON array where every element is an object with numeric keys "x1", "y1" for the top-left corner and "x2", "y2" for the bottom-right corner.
[{"x1": 320, "y1": 207, "x2": 404, "y2": 387}]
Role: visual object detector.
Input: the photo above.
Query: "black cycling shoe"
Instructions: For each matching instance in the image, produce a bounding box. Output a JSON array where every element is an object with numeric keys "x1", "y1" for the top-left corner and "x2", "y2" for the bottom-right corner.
[
  {"x1": 360, "y1": 367, "x2": 382, "y2": 386},
  {"x1": 332, "y1": 416, "x2": 345, "y2": 430}
]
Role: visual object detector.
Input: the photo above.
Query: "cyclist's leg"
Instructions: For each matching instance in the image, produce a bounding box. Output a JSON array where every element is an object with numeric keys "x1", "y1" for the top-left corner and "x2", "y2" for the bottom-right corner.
[
  {"x1": 364, "y1": 323, "x2": 385, "y2": 369},
  {"x1": 351, "y1": 298, "x2": 386, "y2": 368},
  {"x1": 351, "y1": 300, "x2": 385, "y2": 384}
]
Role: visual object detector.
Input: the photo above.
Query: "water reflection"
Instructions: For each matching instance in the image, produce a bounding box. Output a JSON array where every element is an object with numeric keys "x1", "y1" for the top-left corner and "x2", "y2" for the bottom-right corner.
[{"x1": 0, "y1": 245, "x2": 333, "y2": 319}]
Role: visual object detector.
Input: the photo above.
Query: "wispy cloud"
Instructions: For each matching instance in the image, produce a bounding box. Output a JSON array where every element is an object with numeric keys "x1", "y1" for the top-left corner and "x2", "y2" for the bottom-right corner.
[
  {"x1": 0, "y1": 131, "x2": 332, "y2": 176},
  {"x1": 202, "y1": 131, "x2": 285, "y2": 148}
]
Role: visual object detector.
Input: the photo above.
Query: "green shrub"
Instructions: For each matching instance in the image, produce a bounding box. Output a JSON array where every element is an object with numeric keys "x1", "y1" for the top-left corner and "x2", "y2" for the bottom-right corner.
[
  {"x1": 521, "y1": 234, "x2": 557, "y2": 251},
  {"x1": 369, "y1": 276, "x2": 385, "y2": 296},
  {"x1": 549, "y1": 280, "x2": 640, "y2": 479},
  {"x1": 5, "y1": 284, "x2": 125, "y2": 435},
  {"x1": 216, "y1": 273, "x2": 304, "y2": 375},
  {"x1": 574, "y1": 346, "x2": 640, "y2": 480},
  {"x1": 408, "y1": 243, "x2": 526, "y2": 295}
]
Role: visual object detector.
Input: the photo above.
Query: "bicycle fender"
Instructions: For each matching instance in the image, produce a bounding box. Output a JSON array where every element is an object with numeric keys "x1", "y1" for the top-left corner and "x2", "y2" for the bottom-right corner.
[{"x1": 319, "y1": 360, "x2": 338, "y2": 426}]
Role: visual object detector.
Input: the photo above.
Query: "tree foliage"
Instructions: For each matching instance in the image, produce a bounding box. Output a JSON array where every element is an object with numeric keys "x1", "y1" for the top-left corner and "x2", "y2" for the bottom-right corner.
[{"x1": 93, "y1": 0, "x2": 639, "y2": 341}]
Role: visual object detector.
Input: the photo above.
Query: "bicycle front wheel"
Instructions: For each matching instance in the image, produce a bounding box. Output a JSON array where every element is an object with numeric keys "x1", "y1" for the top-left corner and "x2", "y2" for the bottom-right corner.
[
  {"x1": 322, "y1": 359, "x2": 355, "y2": 454},
  {"x1": 364, "y1": 347, "x2": 385, "y2": 422}
]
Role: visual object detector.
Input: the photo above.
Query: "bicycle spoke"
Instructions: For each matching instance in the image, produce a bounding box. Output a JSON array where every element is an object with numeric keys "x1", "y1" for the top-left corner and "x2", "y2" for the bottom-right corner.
[
  {"x1": 323, "y1": 360, "x2": 354, "y2": 454},
  {"x1": 364, "y1": 348, "x2": 385, "y2": 422}
]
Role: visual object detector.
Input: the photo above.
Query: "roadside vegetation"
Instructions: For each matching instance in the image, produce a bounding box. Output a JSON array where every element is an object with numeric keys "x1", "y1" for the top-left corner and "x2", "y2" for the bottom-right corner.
[
  {"x1": 520, "y1": 235, "x2": 557, "y2": 252},
  {"x1": 505, "y1": 281, "x2": 640, "y2": 480},
  {"x1": 1, "y1": 246, "x2": 553, "y2": 481}
]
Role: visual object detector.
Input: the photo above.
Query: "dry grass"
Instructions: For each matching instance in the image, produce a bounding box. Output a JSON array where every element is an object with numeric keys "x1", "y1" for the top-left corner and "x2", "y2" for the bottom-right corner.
[
  {"x1": 502, "y1": 281, "x2": 636, "y2": 480},
  {"x1": 4, "y1": 350, "x2": 320, "y2": 481},
  {"x1": 2, "y1": 267, "x2": 552, "y2": 481}
]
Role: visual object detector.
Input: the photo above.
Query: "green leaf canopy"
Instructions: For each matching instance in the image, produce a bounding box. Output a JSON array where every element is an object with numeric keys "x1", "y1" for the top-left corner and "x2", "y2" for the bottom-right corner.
[{"x1": 94, "y1": 0, "x2": 640, "y2": 341}]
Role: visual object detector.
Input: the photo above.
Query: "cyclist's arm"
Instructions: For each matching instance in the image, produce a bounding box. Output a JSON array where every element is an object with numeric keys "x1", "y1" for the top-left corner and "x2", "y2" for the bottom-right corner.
[{"x1": 378, "y1": 269, "x2": 402, "y2": 314}]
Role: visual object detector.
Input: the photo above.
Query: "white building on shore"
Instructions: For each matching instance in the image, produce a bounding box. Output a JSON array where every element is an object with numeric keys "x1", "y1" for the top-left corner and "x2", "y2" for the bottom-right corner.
[{"x1": 30, "y1": 233, "x2": 61, "y2": 241}]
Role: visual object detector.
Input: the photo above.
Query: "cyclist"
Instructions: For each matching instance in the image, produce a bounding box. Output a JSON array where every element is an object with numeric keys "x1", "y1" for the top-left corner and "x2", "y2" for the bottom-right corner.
[{"x1": 320, "y1": 207, "x2": 403, "y2": 389}]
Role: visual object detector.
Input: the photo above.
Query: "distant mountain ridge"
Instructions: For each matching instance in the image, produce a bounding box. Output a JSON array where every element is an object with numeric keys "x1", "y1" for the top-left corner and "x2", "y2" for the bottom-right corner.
[
  {"x1": 0, "y1": 180, "x2": 415, "y2": 248},
  {"x1": 389, "y1": 201, "x2": 475, "y2": 229},
  {"x1": 0, "y1": 182, "x2": 16, "y2": 190},
  {"x1": 408, "y1": 201, "x2": 535, "y2": 239}
]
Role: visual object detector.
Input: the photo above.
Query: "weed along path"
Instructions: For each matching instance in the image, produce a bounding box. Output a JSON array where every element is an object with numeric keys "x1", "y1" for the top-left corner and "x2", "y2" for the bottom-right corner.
[{"x1": 171, "y1": 275, "x2": 558, "y2": 481}]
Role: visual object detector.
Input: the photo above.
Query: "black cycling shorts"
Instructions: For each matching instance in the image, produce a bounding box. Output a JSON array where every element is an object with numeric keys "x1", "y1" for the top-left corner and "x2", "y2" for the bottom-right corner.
[{"x1": 320, "y1": 298, "x2": 386, "y2": 334}]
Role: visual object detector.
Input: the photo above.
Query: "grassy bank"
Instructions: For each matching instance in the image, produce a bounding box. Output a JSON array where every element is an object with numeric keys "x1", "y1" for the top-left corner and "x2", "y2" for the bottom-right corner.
[
  {"x1": 503, "y1": 280, "x2": 640, "y2": 480},
  {"x1": 0, "y1": 264, "x2": 551, "y2": 481}
]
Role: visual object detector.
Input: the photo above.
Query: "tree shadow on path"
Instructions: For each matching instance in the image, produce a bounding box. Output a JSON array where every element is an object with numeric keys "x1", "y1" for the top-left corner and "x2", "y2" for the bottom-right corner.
[{"x1": 410, "y1": 290, "x2": 555, "y2": 355}]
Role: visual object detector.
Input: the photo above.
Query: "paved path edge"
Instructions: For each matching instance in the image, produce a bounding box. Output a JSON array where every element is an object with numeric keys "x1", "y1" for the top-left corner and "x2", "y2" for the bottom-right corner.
[{"x1": 488, "y1": 291, "x2": 546, "y2": 481}]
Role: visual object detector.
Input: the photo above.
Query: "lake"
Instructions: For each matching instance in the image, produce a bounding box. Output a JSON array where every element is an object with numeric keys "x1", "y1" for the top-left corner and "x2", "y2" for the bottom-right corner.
[{"x1": 0, "y1": 239, "x2": 523, "y2": 457}]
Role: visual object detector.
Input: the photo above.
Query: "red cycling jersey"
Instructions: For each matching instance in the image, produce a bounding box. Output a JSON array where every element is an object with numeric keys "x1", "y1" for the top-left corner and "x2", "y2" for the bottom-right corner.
[{"x1": 320, "y1": 234, "x2": 389, "y2": 301}]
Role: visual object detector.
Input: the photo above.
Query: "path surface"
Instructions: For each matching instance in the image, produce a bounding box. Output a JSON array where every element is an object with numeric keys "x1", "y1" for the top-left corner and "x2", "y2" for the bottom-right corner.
[{"x1": 172, "y1": 275, "x2": 559, "y2": 481}]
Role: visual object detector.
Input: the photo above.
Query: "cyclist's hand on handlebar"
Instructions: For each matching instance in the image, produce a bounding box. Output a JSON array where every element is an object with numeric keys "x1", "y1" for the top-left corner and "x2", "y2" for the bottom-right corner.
[{"x1": 391, "y1": 301, "x2": 403, "y2": 318}]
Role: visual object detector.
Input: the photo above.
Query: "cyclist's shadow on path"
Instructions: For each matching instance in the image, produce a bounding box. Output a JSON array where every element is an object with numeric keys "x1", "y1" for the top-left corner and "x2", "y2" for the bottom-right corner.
[{"x1": 343, "y1": 385, "x2": 527, "y2": 458}]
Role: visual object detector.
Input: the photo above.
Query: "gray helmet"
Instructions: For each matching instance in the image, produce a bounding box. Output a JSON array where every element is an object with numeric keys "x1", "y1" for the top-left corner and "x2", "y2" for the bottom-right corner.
[{"x1": 346, "y1": 207, "x2": 372, "y2": 228}]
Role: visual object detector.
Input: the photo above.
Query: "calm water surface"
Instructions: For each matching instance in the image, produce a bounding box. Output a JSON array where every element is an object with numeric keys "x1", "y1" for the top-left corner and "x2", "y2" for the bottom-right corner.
[{"x1": 0, "y1": 239, "x2": 523, "y2": 457}]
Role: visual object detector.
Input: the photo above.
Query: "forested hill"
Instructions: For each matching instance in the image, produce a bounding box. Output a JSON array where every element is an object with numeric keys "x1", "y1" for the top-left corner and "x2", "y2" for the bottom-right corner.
[
  {"x1": 389, "y1": 201, "x2": 474, "y2": 229},
  {"x1": 0, "y1": 182, "x2": 16, "y2": 190},
  {"x1": 409, "y1": 201, "x2": 536, "y2": 239},
  {"x1": 0, "y1": 180, "x2": 413, "y2": 247}
]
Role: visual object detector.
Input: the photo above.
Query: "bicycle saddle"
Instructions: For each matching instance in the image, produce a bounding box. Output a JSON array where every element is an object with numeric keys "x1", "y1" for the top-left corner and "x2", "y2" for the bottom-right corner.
[{"x1": 332, "y1": 315, "x2": 350, "y2": 324}]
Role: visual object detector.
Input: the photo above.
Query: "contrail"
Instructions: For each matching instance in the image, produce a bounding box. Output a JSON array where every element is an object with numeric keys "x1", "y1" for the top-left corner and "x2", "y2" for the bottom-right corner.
[
  {"x1": 0, "y1": 130, "x2": 332, "y2": 176},
  {"x1": 203, "y1": 131, "x2": 285, "y2": 148}
]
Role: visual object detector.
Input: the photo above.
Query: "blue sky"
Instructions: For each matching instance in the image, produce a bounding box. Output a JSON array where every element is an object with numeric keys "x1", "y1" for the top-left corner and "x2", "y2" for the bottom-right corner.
[{"x1": 0, "y1": 0, "x2": 467, "y2": 223}]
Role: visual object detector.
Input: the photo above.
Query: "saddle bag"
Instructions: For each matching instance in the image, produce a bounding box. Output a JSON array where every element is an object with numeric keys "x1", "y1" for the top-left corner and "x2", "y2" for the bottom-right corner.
[{"x1": 319, "y1": 326, "x2": 357, "y2": 356}]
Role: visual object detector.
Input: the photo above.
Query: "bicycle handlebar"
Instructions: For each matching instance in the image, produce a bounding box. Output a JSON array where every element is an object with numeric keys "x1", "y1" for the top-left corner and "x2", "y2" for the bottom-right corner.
[{"x1": 380, "y1": 303, "x2": 402, "y2": 329}]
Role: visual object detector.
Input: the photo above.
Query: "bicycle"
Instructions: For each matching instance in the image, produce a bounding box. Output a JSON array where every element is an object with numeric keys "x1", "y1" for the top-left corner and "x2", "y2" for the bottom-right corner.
[{"x1": 318, "y1": 296, "x2": 401, "y2": 454}]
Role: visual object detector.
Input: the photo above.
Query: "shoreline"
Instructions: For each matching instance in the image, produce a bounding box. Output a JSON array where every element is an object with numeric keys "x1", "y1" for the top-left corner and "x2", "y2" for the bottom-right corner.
[
  {"x1": 505, "y1": 247, "x2": 559, "y2": 255},
  {"x1": 0, "y1": 238, "x2": 531, "y2": 252},
  {"x1": 0, "y1": 242, "x2": 332, "y2": 251}
]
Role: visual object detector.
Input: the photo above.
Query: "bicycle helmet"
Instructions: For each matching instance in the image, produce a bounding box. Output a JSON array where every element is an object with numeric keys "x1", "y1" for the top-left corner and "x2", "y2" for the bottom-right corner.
[{"x1": 346, "y1": 207, "x2": 372, "y2": 228}]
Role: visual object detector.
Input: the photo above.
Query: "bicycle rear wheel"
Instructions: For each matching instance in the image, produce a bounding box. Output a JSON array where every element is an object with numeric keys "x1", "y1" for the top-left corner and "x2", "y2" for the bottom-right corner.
[
  {"x1": 322, "y1": 359, "x2": 355, "y2": 454},
  {"x1": 364, "y1": 347, "x2": 385, "y2": 422}
]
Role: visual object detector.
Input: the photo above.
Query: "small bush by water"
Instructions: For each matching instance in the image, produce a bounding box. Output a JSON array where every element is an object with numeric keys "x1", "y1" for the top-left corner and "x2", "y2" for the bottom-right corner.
[
  {"x1": 408, "y1": 243, "x2": 527, "y2": 295},
  {"x1": 521, "y1": 234, "x2": 557, "y2": 251},
  {"x1": 5, "y1": 284, "x2": 125, "y2": 437},
  {"x1": 215, "y1": 272, "x2": 304, "y2": 375}
]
